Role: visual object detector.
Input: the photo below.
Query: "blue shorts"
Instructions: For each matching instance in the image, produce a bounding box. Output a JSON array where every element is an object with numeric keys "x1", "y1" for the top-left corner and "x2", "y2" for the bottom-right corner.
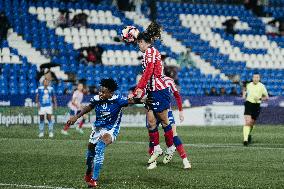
[
  {"x1": 147, "y1": 88, "x2": 171, "y2": 113},
  {"x1": 146, "y1": 109, "x2": 175, "y2": 128},
  {"x1": 70, "y1": 109, "x2": 81, "y2": 116}
]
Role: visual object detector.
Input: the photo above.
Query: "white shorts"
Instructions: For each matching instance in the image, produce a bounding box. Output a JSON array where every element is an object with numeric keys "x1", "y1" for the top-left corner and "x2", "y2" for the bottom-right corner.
[
  {"x1": 89, "y1": 127, "x2": 119, "y2": 144},
  {"x1": 38, "y1": 106, "x2": 53, "y2": 115}
]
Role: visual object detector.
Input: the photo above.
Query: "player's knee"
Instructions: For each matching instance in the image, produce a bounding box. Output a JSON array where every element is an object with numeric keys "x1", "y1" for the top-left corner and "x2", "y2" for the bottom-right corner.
[{"x1": 101, "y1": 133, "x2": 112, "y2": 145}]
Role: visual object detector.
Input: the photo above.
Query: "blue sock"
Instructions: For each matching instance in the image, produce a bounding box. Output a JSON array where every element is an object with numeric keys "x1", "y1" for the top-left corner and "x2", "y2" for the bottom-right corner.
[
  {"x1": 86, "y1": 148, "x2": 96, "y2": 174},
  {"x1": 92, "y1": 140, "x2": 106, "y2": 180},
  {"x1": 39, "y1": 121, "x2": 44, "y2": 133},
  {"x1": 173, "y1": 136, "x2": 183, "y2": 147},
  {"x1": 48, "y1": 120, "x2": 54, "y2": 133}
]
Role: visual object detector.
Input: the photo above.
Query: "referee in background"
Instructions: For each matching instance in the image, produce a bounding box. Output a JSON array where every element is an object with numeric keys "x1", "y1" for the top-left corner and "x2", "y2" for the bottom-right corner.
[{"x1": 242, "y1": 72, "x2": 269, "y2": 146}]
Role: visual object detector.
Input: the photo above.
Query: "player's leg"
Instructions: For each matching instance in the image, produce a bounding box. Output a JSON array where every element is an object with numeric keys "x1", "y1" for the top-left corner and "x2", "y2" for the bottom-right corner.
[
  {"x1": 156, "y1": 109, "x2": 175, "y2": 153},
  {"x1": 38, "y1": 114, "x2": 45, "y2": 138},
  {"x1": 171, "y1": 125, "x2": 191, "y2": 169},
  {"x1": 147, "y1": 110, "x2": 163, "y2": 164},
  {"x1": 88, "y1": 133, "x2": 112, "y2": 187},
  {"x1": 61, "y1": 109, "x2": 75, "y2": 135},
  {"x1": 85, "y1": 142, "x2": 96, "y2": 182},
  {"x1": 47, "y1": 113, "x2": 54, "y2": 138},
  {"x1": 243, "y1": 115, "x2": 253, "y2": 146},
  {"x1": 76, "y1": 112, "x2": 86, "y2": 134}
]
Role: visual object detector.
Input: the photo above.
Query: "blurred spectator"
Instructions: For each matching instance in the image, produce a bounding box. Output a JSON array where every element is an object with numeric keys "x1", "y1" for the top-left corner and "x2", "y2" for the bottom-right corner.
[
  {"x1": 0, "y1": 12, "x2": 10, "y2": 45},
  {"x1": 244, "y1": 0, "x2": 265, "y2": 17},
  {"x1": 177, "y1": 49, "x2": 196, "y2": 68},
  {"x1": 220, "y1": 87, "x2": 227, "y2": 96},
  {"x1": 209, "y1": 87, "x2": 218, "y2": 96},
  {"x1": 222, "y1": 18, "x2": 237, "y2": 35},
  {"x1": 265, "y1": 19, "x2": 279, "y2": 36},
  {"x1": 117, "y1": 0, "x2": 134, "y2": 11},
  {"x1": 72, "y1": 13, "x2": 88, "y2": 28},
  {"x1": 78, "y1": 46, "x2": 103, "y2": 65},
  {"x1": 56, "y1": 10, "x2": 71, "y2": 28},
  {"x1": 230, "y1": 87, "x2": 238, "y2": 96}
]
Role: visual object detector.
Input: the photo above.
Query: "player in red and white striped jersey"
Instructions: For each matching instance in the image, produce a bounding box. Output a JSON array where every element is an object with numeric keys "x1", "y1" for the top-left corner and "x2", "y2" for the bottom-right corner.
[
  {"x1": 130, "y1": 22, "x2": 175, "y2": 165},
  {"x1": 146, "y1": 76, "x2": 191, "y2": 169}
]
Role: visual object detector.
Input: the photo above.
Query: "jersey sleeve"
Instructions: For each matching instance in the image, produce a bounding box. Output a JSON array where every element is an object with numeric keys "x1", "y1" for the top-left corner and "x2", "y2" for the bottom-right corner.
[
  {"x1": 136, "y1": 49, "x2": 155, "y2": 90},
  {"x1": 118, "y1": 96, "x2": 129, "y2": 107},
  {"x1": 173, "y1": 91, "x2": 183, "y2": 111},
  {"x1": 262, "y1": 85, "x2": 268, "y2": 97}
]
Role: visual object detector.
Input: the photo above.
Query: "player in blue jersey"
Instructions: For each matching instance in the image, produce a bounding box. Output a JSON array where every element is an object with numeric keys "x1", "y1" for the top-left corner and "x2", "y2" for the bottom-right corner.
[
  {"x1": 66, "y1": 78, "x2": 151, "y2": 188},
  {"x1": 36, "y1": 79, "x2": 57, "y2": 138}
]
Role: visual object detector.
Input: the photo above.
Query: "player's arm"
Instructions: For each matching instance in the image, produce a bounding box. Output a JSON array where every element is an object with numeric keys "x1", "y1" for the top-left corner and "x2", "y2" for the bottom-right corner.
[
  {"x1": 35, "y1": 93, "x2": 40, "y2": 108},
  {"x1": 261, "y1": 85, "x2": 269, "y2": 101},
  {"x1": 67, "y1": 104, "x2": 93, "y2": 125},
  {"x1": 242, "y1": 86, "x2": 247, "y2": 99},
  {"x1": 134, "y1": 51, "x2": 154, "y2": 97},
  {"x1": 173, "y1": 91, "x2": 184, "y2": 122},
  {"x1": 127, "y1": 97, "x2": 152, "y2": 105},
  {"x1": 53, "y1": 95, "x2": 57, "y2": 108}
]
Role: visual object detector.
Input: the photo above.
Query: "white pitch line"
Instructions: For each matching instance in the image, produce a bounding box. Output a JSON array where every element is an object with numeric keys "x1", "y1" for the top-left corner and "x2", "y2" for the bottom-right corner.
[
  {"x1": 117, "y1": 141, "x2": 284, "y2": 150},
  {"x1": 0, "y1": 183, "x2": 75, "y2": 189}
]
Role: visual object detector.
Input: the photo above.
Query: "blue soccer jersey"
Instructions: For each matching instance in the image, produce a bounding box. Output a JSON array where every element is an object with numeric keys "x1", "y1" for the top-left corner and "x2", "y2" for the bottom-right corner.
[
  {"x1": 89, "y1": 94, "x2": 128, "y2": 130},
  {"x1": 36, "y1": 86, "x2": 55, "y2": 107}
]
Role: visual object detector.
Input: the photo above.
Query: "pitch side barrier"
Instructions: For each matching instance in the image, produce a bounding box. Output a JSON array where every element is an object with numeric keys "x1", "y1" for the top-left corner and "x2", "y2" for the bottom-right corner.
[{"x1": 0, "y1": 95, "x2": 284, "y2": 126}]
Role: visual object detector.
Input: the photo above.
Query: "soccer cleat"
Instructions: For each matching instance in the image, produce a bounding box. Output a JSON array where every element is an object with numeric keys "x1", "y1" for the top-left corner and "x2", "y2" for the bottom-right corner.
[
  {"x1": 76, "y1": 127, "x2": 84, "y2": 134},
  {"x1": 49, "y1": 132, "x2": 54, "y2": 138},
  {"x1": 248, "y1": 135, "x2": 252, "y2": 144},
  {"x1": 61, "y1": 129, "x2": 68, "y2": 135},
  {"x1": 87, "y1": 179, "x2": 98, "y2": 188},
  {"x1": 148, "y1": 146, "x2": 163, "y2": 164},
  {"x1": 183, "y1": 158, "x2": 192, "y2": 169},
  {"x1": 163, "y1": 145, "x2": 176, "y2": 164},
  {"x1": 84, "y1": 174, "x2": 92, "y2": 182},
  {"x1": 39, "y1": 132, "x2": 44, "y2": 138},
  {"x1": 147, "y1": 161, "x2": 157, "y2": 170},
  {"x1": 243, "y1": 141, "x2": 248, "y2": 146}
]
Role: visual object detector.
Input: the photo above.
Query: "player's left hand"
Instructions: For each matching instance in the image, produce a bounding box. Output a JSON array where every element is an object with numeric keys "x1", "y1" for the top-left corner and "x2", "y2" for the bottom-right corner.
[{"x1": 179, "y1": 111, "x2": 184, "y2": 123}]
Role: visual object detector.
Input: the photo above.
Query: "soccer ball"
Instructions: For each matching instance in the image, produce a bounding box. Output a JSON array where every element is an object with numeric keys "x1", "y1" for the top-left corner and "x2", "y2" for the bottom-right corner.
[{"x1": 121, "y1": 26, "x2": 140, "y2": 43}]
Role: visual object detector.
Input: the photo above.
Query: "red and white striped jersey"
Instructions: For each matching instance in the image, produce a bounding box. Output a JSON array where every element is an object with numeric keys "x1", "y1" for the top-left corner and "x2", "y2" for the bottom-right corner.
[{"x1": 136, "y1": 46, "x2": 168, "y2": 91}]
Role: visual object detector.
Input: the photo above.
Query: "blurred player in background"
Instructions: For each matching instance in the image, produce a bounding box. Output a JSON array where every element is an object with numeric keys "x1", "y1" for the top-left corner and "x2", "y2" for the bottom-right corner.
[
  {"x1": 146, "y1": 76, "x2": 191, "y2": 170},
  {"x1": 130, "y1": 22, "x2": 176, "y2": 165},
  {"x1": 36, "y1": 78, "x2": 57, "y2": 138},
  {"x1": 66, "y1": 78, "x2": 151, "y2": 188},
  {"x1": 61, "y1": 83, "x2": 86, "y2": 135},
  {"x1": 242, "y1": 72, "x2": 268, "y2": 146}
]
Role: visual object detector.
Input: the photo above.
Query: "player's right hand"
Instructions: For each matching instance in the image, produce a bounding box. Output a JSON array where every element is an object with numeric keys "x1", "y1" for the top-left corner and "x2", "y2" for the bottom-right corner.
[{"x1": 67, "y1": 116, "x2": 78, "y2": 125}]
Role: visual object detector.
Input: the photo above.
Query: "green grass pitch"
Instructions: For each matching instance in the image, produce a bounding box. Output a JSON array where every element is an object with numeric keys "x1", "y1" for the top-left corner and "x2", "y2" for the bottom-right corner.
[{"x1": 0, "y1": 125, "x2": 283, "y2": 189}]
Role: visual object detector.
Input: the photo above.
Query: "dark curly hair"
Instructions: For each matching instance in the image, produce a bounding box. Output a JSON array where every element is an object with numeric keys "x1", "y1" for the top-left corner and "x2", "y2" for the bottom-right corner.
[
  {"x1": 100, "y1": 78, "x2": 118, "y2": 92},
  {"x1": 137, "y1": 22, "x2": 162, "y2": 44}
]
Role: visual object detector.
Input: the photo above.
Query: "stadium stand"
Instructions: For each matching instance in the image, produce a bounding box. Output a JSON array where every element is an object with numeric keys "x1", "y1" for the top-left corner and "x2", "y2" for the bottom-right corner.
[{"x1": 0, "y1": 0, "x2": 283, "y2": 96}]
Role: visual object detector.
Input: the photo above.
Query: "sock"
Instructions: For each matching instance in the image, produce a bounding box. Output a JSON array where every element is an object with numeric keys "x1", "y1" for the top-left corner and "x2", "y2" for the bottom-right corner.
[
  {"x1": 173, "y1": 136, "x2": 187, "y2": 159},
  {"x1": 48, "y1": 120, "x2": 54, "y2": 133},
  {"x1": 78, "y1": 118, "x2": 85, "y2": 129},
  {"x1": 243, "y1": 125, "x2": 250, "y2": 141},
  {"x1": 148, "y1": 127, "x2": 159, "y2": 155},
  {"x1": 39, "y1": 121, "x2": 44, "y2": 133},
  {"x1": 86, "y1": 148, "x2": 96, "y2": 175},
  {"x1": 92, "y1": 140, "x2": 106, "y2": 181},
  {"x1": 63, "y1": 123, "x2": 70, "y2": 131},
  {"x1": 163, "y1": 124, "x2": 174, "y2": 147},
  {"x1": 249, "y1": 126, "x2": 254, "y2": 135}
]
